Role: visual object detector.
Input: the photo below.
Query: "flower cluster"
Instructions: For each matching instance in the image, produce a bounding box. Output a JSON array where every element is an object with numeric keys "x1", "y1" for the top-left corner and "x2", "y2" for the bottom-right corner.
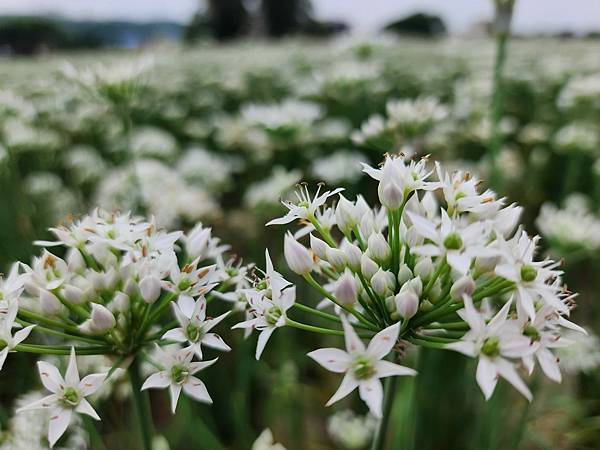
[
  {"x1": 0, "y1": 210, "x2": 250, "y2": 446},
  {"x1": 237, "y1": 154, "x2": 585, "y2": 417}
]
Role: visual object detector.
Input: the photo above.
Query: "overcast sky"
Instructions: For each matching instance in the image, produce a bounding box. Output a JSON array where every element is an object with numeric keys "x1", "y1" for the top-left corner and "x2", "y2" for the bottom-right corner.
[{"x1": 1, "y1": 0, "x2": 600, "y2": 34}]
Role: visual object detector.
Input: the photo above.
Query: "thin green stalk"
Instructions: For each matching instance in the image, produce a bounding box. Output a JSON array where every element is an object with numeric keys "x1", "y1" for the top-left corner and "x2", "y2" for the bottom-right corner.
[
  {"x1": 285, "y1": 318, "x2": 373, "y2": 338},
  {"x1": 488, "y1": 0, "x2": 515, "y2": 190},
  {"x1": 15, "y1": 344, "x2": 111, "y2": 355},
  {"x1": 310, "y1": 218, "x2": 337, "y2": 248},
  {"x1": 18, "y1": 320, "x2": 105, "y2": 345},
  {"x1": 371, "y1": 357, "x2": 400, "y2": 450},
  {"x1": 128, "y1": 358, "x2": 154, "y2": 450},
  {"x1": 305, "y1": 274, "x2": 377, "y2": 328},
  {"x1": 292, "y1": 303, "x2": 374, "y2": 331},
  {"x1": 17, "y1": 309, "x2": 89, "y2": 336}
]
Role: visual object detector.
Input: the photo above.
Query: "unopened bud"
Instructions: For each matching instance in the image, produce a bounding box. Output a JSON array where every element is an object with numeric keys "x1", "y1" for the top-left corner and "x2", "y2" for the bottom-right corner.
[
  {"x1": 326, "y1": 247, "x2": 347, "y2": 272},
  {"x1": 63, "y1": 285, "x2": 85, "y2": 305},
  {"x1": 397, "y1": 265, "x2": 413, "y2": 285},
  {"x1": 395, "y1": 290, "x2": 419, "y2": 319},
  {"x1": 90, "y1": 303, "x2": 116, "y2": 331},
  {"x1": 450, "y1": 276, "x2": 476, "y2": 299},
  {"x1": 284, "y1": 233, "x2": 313, "y2": 275},
  {"x1": 343, "y1": 242, "x2": 362, "y2": 272},
  {"x1": 335, "y1": 195, "x2": 358, "y2": 233},
  {"x1": 140, "y1": 275, "x2": 161, "y2": 304},
  {"x1": 40, "y1": 290, "x2": 62, "y2": 316},
  {"x1": 310, "y1": 234, "x2": 330, "y2": 260},
  {"x1": 334, "y1": 271, "x2": 357, "y2": 305},
  {"x1": 367, "y1": 233, "x2": 391, "y2": 265},
  {"x1": 361, "y1": 254, "x2": 379, "y2": 279},
  {"x1": 371, "y1": 269, "x2": 392, "y2": 296},
  {"x1": 414, "y1": 257, "x2": 433, "y2": 281},
  {"x1": 113, "y1": 291, "x2": 130, "y2": 313},
  {"x1": 66, "y1": 249, "x2": 86, "y2": 272}
]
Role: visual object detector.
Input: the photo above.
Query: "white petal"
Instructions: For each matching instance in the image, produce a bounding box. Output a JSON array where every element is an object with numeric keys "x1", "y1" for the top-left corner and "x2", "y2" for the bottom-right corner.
[
  {"x1": 446, "y1": 340, "x2": 477, "y2": 357},
  {"x1": 48, "y1": 407, "x2": 72, "y2": 447},
  {"x1": 191, "y1": 297, "x2": 207, "y2": 322},
  {"x1": 141, "y1": 371, "x2": 171, "y2": 390},
  {"x1": 78, "y1": 373, "x2": 106, "y2": 397},
  {"x1": 476, "y1": 357, "x2": 498, "y2": 400},
  {"x1": 169, "y1": 384, "x2": 183, "y2": 414},
  {"x1": 495, "y1": 358, "x2": 532, "y2": 401},
  {"x1": 536, "y1": 348, "x2": 561, "y2": 383},
  {"x1": 16, "y1": 393, "x2": 59, "y2": 413},
  {"x1": 162, "y1": 328, "x2": 187, "y2": 342},
  {"x1": 76, "y1": 398, "x2": 100, "y2": 420},
  {"x1": 406, "y1": 211, "x2": 438, "y2": 241},
  {"x1": 255, "y1": 327, "x2": 275, "y2": 360},
  {"x1": 65, "y1": 347, "x2": 80, "y2": 386},
  {"x1": 358, "y1": 378, "x2": 384, "y2": 418},
  {"x1": 326, "y1": 372, "x2": 359, "y2": 406},
  {"x1": 203, "y1": 311, "x2": 230, "y2": 332},
  {"x1": 487, "y1": 297, "x2": 512, "y2": 334},
  {"x1": 12, "y1": 325, "x2": 35, "y2": 345},
  {"x1": 460, "y1": 295, "x2": 485, "y2": 335},
  {"x1": 0, "y1": 349, "x2": 7, "y2": 371},
  {"x1": 557, "y1": 316, "x2": 587, "y2": 335},
  {"x1": 37, "y1": 361, "x2": 65, "y2": 394},
  {"x1": 307, "y1": 348, "x2": 351, "y2": 373},
  {"x1": 177, "y1": 295, "x2": 196, "y2": 318},
  {"x1": 374, "y1": 360, "x2": 417, "y2": 378},
  {"x1": 201, "y1": 333, "x2": 231, "y2": 352},
  {"x1": 183, "y1": 376, "x2": 213, "y2": 404},
  {"x1": 189, "y1": 358, "x2": 218, "y2": 374},
  {"x1": 341, "y1": 316, "x2": 365, "y2": 354},
  {"x1": 447, "y1": 252, "x2": 471, "y2": 275},
  {"x1": 367, "y1": 322, "x2": 400, "y2": 360},
  {"x1": 517, "y1": 286, "x2": 536, "y2": 321},
  {"x1": 495, "y1": 264, "x2": 518, "y2": 282}
]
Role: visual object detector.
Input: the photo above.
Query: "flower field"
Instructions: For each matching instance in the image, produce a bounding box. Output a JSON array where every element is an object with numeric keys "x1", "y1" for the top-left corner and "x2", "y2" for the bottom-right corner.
[{"x1": 0, "y1": 36, "x2": 599, "y2": 450}]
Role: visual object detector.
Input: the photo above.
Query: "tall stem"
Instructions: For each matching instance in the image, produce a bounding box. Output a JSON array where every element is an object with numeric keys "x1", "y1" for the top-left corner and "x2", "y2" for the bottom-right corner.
[
  {"x1": 128, "y1": 359, "x2": 154, "y2": 450},
  {"x1": 371, "y1": 373, "x2": 398, "y2": 450},
  {"x1": 489, "y1": 0, "x2": 515, "y2": 190}
]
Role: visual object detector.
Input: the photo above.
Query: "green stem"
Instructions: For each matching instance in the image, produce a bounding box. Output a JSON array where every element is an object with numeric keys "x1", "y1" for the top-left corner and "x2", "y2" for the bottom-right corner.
[
  {"x1": 128, "y1": 358, "x2": 154, "y2": 450},
  {"x1": 371, "y1": 359, "x2": 400, "y2": 450},
  {"x1": 18, "y1": 320, "x2": 105, "y2": 345},
  {"x1": 488, "y1": 0, "x2": 514, "y2": 190},
  {"x1": 18, "y1": 309, "x2": 85, "y2": 336},
  {"x1": 310, "y1": 218, "x2": 337, "y2": 248},
  {"x1": 15, "y1": 344, "x2": 111, "y2": 355},
  {"x1": 304, "y1": 274, "x2": 377, "y2": 328},
  {"x1": 292, "y1": 303, "x2": 374, "y2": 330},
  {"x1": 286, "y1": 319, "x2": 373, "y2": 338}
]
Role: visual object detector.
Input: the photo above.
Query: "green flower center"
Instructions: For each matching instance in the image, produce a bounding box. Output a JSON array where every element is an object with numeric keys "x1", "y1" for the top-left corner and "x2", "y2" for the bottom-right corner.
[
  {"x1": 178, "y1": 279, "x2": 192, "y2": 291},
  {"x1": 62, "y1": 387, "x2": 80, "y2": 407},
  {"x1": 443, "y1": 233, "x2": 463, "y2": 250},
  {"x1": 523, "y1": 325, "x2": 540, "y2": 342},
  {"x1": 520, "y1": 265, "x2": 537, "y2": 283},
  {"x1": 265, "y1": 306, "x2": 282, "y2": 326},
  {"x1": 256, "y1": 280, "x2": 268, "y2": 291},
  {"x1": 353, "y1": 356, "x2": 375, "y2": 380},
  {"x1": 186, "y1": 323, "x2": 203, "y2": 343},
  {"x1": 170, "y1": 364, "x2": 190, "y2": 384},
  {"x1": 481, "y1": 337, "x2": 500, "y2": 358}
]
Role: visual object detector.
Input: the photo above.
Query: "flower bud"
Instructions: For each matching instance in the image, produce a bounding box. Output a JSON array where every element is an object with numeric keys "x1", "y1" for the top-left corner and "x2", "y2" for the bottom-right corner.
[
  {"x1": 343, "y1": 242, "x2": 362, "y2": 272},
  {"x1": 360, "y1": 254, "x2": 378, "y2": 280},
  {"x1": 379, "y1": 179, "x2": 403, "y2": 210},
  {"x1": 367, "y1": 233, "x2": 390, "y2": 265},
  {"x1": 371, "y1": 269, "x2": 392, "y2": 296},
  {"x1": 88, "y1": 270, "x2": 106, "y2": 291},
  {"x1": 334, "y1": 271, "x2": 358, "y2": 305},
  {"x1": 284, "y1": 233, "x2": 313, "y2": 275},
  {"x1": 123, "y1": 278, "x2": 139, "y2": 298},
  {"x1": 385, "y1": 295, "x2": 396, "y2": 312},
  {"x1": 113, "y1": 291, "x2": 130, "y2": 313},
  {"x1": 326, "y1": 247, "x2": 347, "y2": 272},
  {"x1": 414, "y1": 257, "x2": 433, "y2": 281},
  {"x1": 450, "y1": 276, "x2": 476, "y2": 299},
  {"x1": 359, "y1": 212, "x2": 376, "y2": 239},
  {"x1": 63, "y1": 285, "x2": 85, "y2": 305},
  {"x1": 310, "y1": 234, "x2": 330, "y2": 260},
  {"x1": 400, "y1": 276, "x2": 423, "y2": 297},
  {"x1": 186, "y1": 225, "x2": 211, "y2": 259},
  {"x1": 139, "y1": 275, "x2": 161, "y2": 304},
  {"x1": 66, "y1": 248, "x2": 86, "y2": 272},
  {"x1": 395, "y1": 290, "x2": 419, "y2": 319},
  {"x1": 40, "y1": 290, "x2": 62, "y2": 316},
  {"x1": 103, "y1": 267, "x2": 119, "y2": 291},
  {"x1": 335, "y1": 195, "x2": 358, "y2": 233},
  {"x1": 476, "y1": 255, "x2": 501, "y2": 273},
  {"x1": 90, "y1": 303, "x2": 116, "y2": 331},
  {"x1": 397, "y1": 265, "x2": 413, "y2": 285}
]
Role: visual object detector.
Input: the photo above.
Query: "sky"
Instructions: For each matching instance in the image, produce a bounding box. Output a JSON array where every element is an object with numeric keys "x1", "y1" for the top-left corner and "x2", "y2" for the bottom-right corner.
[{"x1": 1, "y1": 0, "x2": 600, "y2": 34}]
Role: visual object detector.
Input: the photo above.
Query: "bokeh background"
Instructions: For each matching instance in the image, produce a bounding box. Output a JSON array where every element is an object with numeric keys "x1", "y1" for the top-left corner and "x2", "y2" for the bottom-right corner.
[{"x1": 0, "y1": 1, "x2": 599, "y2": 449}]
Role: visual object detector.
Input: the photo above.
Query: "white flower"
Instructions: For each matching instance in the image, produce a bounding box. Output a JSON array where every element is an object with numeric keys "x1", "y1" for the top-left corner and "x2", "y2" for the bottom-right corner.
[
  {"x1": 446, "y1": 296, "x2": 534, "y2": 401},
  {"x1": 308, "y1": 317, "x2": 416, "y2": 417},
  {"x1": 142, "y1": 346, "x2": 217, "y2": 413},
  {"x1": 266, "y1": 184, "x2": 343, "y2": 226},
  {"x1": 162, "y1": 296, "x2": 230, "y2": 358},
  {"x1": 0, "y1": 301, "x2": 35, "y2": 370},
  {"x1": 495, "y1": 231, "x2": 567, "y2": 319},
  {"x1": 232, "y1": 284, "x2": 296, "y2": 360},
  {"x1": 17, "y1": 348, "x2": 106, "y2": 447},
  {"x1": 408, "y1": 210, "x2": 496, "y2": 275}
]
